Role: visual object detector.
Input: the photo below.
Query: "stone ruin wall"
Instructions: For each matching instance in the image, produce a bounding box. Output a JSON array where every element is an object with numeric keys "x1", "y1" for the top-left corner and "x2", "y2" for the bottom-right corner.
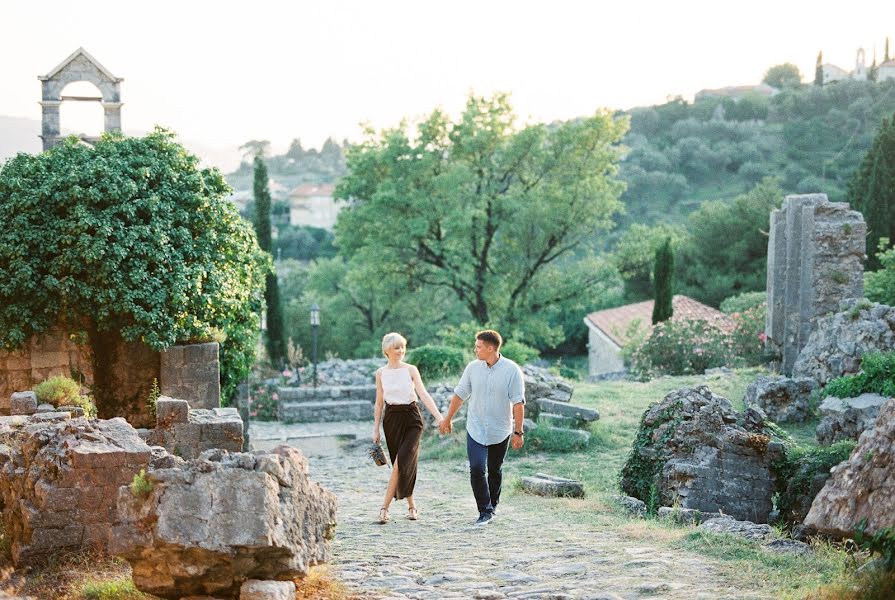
[
  {"x1": 0, "y1": 333, "x2": 221, "y2": 427},
  {"x1": 765, "y1": 193, "x2": 866, "y2": 375}
]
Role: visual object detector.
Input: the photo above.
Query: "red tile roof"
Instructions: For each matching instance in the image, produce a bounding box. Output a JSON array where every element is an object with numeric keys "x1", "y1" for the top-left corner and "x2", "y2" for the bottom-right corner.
[{"x1": 585, "y1": 295, "x2": 736, "y2": 348}]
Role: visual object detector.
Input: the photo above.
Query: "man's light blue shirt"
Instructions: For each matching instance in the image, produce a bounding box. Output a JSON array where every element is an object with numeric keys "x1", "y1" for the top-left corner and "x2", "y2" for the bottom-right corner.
[{"x1": 454, "y1": 355, "x2": 525, "y2": 446}]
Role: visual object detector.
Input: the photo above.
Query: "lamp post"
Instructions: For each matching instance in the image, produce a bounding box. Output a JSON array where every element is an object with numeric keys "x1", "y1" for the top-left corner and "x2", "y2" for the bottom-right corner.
[{"x1": 310, "y1": 303, "x2": 320, "y2": 388}]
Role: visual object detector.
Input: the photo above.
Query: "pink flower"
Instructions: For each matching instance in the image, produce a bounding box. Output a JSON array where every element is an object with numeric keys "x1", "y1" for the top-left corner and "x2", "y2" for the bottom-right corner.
[
  {"x1": 282, "y1": 369, "x2": 293, "y2": 377},
  {"x1": 271, "y1": 393, "x2": 279, "y2": 401},
  {"x1": 758, "y1": 332, "x2": 767, "y2": 342},
  {"x1": 250, "y1": 410, "x2": 258, "y2": 417}
]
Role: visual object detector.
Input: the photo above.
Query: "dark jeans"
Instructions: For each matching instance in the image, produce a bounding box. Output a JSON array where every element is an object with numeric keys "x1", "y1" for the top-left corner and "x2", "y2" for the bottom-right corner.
[{"x1": 467, "y1": 432, "x2": 511, "y2": 516}]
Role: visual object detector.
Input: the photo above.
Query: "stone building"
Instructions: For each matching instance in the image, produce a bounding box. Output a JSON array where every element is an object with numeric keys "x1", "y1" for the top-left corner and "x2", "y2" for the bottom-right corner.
[
  {"x1": 288, "y1": 184, "x2": 341, "y2": 230},
  {"x1": 584, "y1": 295, "x2": 734, "y2": 378},
  {"x1": 38, "y1": 47, "x2": 123, "y2": 151}
]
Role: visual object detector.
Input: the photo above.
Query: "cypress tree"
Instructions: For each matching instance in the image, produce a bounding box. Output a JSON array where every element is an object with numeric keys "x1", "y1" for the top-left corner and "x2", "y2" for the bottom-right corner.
[
  {"x1": 849, "y1": 114, "x2": 895, "y2": 270},
  {"x1": 814, "y1": 51, "x2": 824, "y2": 87},
  {"x1": 886, "y1": 37, "x2": 890, "y2": 63},
  {"x1": 652, "y1": 238, "x2": 674, "y2": 325},
  {"x1": 252, "y1": 155, "x2": 286, "y2": 365}
]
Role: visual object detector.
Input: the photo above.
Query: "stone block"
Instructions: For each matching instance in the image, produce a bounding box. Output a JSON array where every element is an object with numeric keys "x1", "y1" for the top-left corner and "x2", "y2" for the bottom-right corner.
[
  {"x1": 815, "y1": 393, "x2": 888, "y2": 445},
  {"x1": 240, "y1": 580, "x2": 296, "y2": 600},
  {"x1": 10, "y1": 391, "x2": 37, "y2": 415},
  {"x1": 156, "y1": 397, "x2": 190, "y2": 426},
  {"x1": 536, "y1": 399, "x2": 598, "y2": 421},
  {"x1": 519, "y1": 473, "x2": 584, "y2": 498}
]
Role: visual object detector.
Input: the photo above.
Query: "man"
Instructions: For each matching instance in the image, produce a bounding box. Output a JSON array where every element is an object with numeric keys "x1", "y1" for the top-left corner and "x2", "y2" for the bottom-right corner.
[{"x1": 439, "y1": 330, "x2": 525, "y2": 525}]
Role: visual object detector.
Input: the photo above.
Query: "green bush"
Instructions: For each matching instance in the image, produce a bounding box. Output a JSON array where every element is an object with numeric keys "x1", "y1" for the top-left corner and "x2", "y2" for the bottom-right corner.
[
  {"x1": 720, "y1": 291, "x2": 767, "y2": 314},
  {"x1": 823, "y1": 352, "x2": 895, "y2": 399},
  {"x1": 33, "y1": 375, "x2": 95, "y2": 417},
  {"x1": 130, "y1": 469, "x2": 152, "y2": 498},
  {"x1": 774, "y1": 440, "x2": 856, "y2": 524},
  {"x1": 729, "y1": 302, "x2": 770, "y2": 367},
  {"x1": 406, "y1": 344, "x2": 466, "y2": 380},
  {"x1": 80, "y1": 578, "x2": 146, "y2": 600},
  {"x1": 627, "y1": 319, "x2": 733, "y2": 377},
  {"x1": 500, "y1": 339, "x2": 540, "y2": 365}
]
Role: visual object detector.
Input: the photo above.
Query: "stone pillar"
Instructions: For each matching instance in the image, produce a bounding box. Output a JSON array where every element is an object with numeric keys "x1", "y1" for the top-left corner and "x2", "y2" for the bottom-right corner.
[
  {"x1": 102, "y1": 101, "x2": 123, "y2": 132},
  {"x1": 159, "y1": 342, "x2": 221, "y2": 409},
  {"x1": 39, "y1": 100, "x2": 61, "y2": 151},
  {"x1": 765, "y1": 194, "x2": 866, "y2": 375}
]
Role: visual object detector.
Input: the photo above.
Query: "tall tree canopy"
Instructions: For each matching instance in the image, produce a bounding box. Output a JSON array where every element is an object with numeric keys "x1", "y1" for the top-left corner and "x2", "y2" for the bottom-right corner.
[
  {"x1": 334, "y1": 93, "x2": 628, "y2": 345},
  {"x1": 253, "y1": 156, "x2": 286, "y2": 365},
  {"x1": 849, "y1": 113, "x2": 895, "y2": 270},
  {"x1": 0, "y1": 129, "x2": 269, "y2": 408},
  {"x1": 763, "y1": 63, "x2": 802, "y2": 89},
  {"x1": 652, "y1": 238, "x2": 674, "y2": 324}
]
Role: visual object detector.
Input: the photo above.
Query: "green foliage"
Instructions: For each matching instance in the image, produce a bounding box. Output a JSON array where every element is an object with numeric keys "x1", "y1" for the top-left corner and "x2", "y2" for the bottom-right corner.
[
  {"x1": 79, "y1": 577, "x2": 146, "y2": 600},
  {"x1": 406, "y1": 344, "x2": 466, "y2": 380},
  {"x1": 763, "y1": 63, "x2": 803, "y2": 89},
  {"x1": 499, "y1": 339, "x2": 540, "y2": 365},
  {"x1": 33, "y1": 375, "x2": 95, "y2": 417},
  {"x1": 524, "y1": 425, "x2": 593, "y2": 453},
  {"x1": 627, "y1": 319, "x2": 733, "y2": 377},
  {"x1": 253, "y1": 156, "x2": 286, "y2": 365},
  {"x1": 854, "y1": 520, "x2": 895, "y2": 570},
  {"x1": 273, "y1": 225, "x2": 337, "y2": 261},
  {"x1": 720, "y1": 291, "x2": 767, "y2": 314},
  {"x1": 0, "y1": 129, "x2": 268, "y2": 407},
  {"x1": 146, "y1": 378, "x2": 160, "y2": 420},
  {"x1": 823, "y1": 352, "x2": 895, "y2": 398},
  {"x1": 866, "y1": 238, "x2": 895, "y2": 305},
  {"x1": 335, "y1": 93, "x2": 628, "y2": 347},
  {"x1": 651, "y1": 238, "x2": 674, "y2": 324},
  {"x1": 774, "y1": 440, "x2": 856, "y2": 524},
  {"x1": 130, "y1": 469, "x2": 152, "y2": 498},
  {"x1": 248, "y1": 382, "x2": 279, "y2": 420},
  {"x1": 619, "y1": 398, "x2": 684, "y2": 502},
  {"x1": 613, "y1": 224, "x2": 687, "y2": 301},
  {"x1": 728, "y1": 302, "x2": 770, "y2": 367},
  {"x1": 815, "y1": 51, "x2": 824, "y2": 87},
  {"x1": 676, "y1": 178, "x2": 783, "y2": 307}
]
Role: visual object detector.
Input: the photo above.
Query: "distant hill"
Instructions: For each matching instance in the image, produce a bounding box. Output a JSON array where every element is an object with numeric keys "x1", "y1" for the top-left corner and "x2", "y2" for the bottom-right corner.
[{"x1": 0, "y1": 115, "x2": 242, "y2": 172}]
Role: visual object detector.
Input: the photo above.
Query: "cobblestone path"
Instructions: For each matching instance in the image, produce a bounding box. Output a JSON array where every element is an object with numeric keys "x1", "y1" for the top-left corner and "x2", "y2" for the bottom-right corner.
[{"x1": 306, "y1": 444, "x2": 773, "y2": 600}]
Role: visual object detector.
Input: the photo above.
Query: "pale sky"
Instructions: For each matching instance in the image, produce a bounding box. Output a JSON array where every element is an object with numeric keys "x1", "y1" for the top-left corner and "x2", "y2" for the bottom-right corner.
[{"x1": 2, "y1": 0, "x2": 894, "y2": 168}]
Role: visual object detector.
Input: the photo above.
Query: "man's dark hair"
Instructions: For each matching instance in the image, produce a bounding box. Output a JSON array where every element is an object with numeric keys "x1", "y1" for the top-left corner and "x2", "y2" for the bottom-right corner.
[{"x1": 475, "y1": 329, "x2": 503, "y2": 350}]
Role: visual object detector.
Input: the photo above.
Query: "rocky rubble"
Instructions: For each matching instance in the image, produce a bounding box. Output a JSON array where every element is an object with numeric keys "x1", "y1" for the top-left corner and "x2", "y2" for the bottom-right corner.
[
  {"x1": 0, "y1": 415, "x2": 151, "y2": 565},
  {"x1": 792, "y1": 300, "x2": 895, "y2": 386},
  {"x1": 111, "y1": 446, "x2": 337, "y2": 599},
  {"x1": 805, "y1": 397, "x2": 895, "y2": 538},
  {"x1": 815, "y1": 393, "x2": 889, "y2": 445},
  {"x1": 744, "y1": 375, "x2": 817, "y2": 423},
  {"x1": 145, "y1": 396, "x2": 244, "y2": 459},
  {"x1": 620, "y1": 385, "x2": 784, "y2": 523}
]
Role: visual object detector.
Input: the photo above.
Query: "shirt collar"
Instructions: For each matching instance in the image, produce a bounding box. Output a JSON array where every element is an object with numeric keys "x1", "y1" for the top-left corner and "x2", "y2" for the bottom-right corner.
[{"x1": 484, "y1": 354, "x2": 503, "y2": 369}]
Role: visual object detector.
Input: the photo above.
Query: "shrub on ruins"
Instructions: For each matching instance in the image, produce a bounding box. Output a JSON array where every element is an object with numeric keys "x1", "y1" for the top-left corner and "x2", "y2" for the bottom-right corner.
[
  {"x1": 865, "y1": 238, "x2": 895, "y2": 305},
  {"x1": 626, "y1": 319, "x2": 733, "y2": 377},
  {"x1": 406, "y1": 345, "x2": 466, "y2": 380},
  {"x1": 720, "y1": 291, "x2": 767, "y2": 314},
  {"x1": 33, "y1": 375, "x2": 95, "y2": 417},
  {"x1": 0, "y1": 130, "x2": 269, "y2": 413},
  {"x1": 773, "y1": 440, "x2": 856, "y2": 525},
  {"x1": 822, "y1": 352, "x2": 895, "y2": 399},
  {"x1": 728, "y1": 302, "x2": 769, "y2": 367}
]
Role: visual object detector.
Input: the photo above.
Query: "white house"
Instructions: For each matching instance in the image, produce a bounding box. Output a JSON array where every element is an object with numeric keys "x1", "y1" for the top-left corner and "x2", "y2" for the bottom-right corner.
[
  {"x1": 288, "y1": 184, "x2": 340, "y2": 230},
  {"x1": 583, "y1": 295, "x2": 735, "y2": 378},
  {"x1": 821, "y1": 48, "x2": 870, "y2": 84},
  {"x1": 879, "y1": 59, "x2": 895, "y2": 81}
]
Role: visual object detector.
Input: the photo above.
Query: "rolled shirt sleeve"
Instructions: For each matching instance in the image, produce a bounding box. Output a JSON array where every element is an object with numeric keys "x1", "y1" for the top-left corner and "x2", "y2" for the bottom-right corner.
[
  {"x1": 454, "y1": 364, "x2": 472, "y2": 400},
  {"x1": 509, "y1": 365, "x2": 525, "y2": 405}
]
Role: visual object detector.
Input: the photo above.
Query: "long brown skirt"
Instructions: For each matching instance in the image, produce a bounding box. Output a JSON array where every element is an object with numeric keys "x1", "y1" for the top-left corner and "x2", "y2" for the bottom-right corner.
[{"x1": 382, "y1": 402, "x2": 425, "y2": 500}]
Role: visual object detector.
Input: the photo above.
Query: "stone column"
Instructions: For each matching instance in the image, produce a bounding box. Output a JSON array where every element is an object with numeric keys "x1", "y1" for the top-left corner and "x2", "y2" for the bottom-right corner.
[{"x1": 39, "y1": 100, "x2": 61, "y2": 151}]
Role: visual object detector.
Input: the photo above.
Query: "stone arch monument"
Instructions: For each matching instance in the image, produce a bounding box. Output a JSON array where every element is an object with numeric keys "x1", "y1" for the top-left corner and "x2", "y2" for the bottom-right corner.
[{"x1": 38, "y1": 47, "x2": 123, "y2": 151}]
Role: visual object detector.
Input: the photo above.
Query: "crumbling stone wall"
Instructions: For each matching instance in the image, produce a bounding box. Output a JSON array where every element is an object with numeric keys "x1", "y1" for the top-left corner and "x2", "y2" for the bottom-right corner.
[
  {"x1": 765, "y1": 194, "x2": 866, "y2": 375},
  {"x1": 160, "y1": 342, "x2": 220, "y2": 409},
  {"x1": 145, "y1": 397, "x2": 243, "y2": 459},
  {"x1": 620, "y1": 386, "x2": 784, "y2": 523},
  {"x1": 0, "y1": 415, "x2": 151, "y2": 565}
]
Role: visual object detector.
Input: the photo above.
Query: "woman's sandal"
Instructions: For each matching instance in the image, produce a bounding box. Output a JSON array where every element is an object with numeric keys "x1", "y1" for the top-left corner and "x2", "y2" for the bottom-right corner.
[
  {"x1": 378, "y1": 508, "x2": 389, "y2": 524},
  {"x1": 408, "y1": 507, "x2": 419, "y2": 521}
]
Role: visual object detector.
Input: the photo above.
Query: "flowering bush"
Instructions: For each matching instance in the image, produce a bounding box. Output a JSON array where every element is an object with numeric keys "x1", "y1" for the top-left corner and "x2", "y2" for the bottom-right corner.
[
  {"x1": 729, "y1": 303, "x2": 769, "y2": 366},
  {"x1": 248, "y1": 382, "x2": 280, "y2": 420},
  {"x1": 627, "y1": 319, "x2": 734, "y2": 378}
]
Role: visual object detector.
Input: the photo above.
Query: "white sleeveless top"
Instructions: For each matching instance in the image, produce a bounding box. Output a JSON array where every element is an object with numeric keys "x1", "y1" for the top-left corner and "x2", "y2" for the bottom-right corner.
[{"x1": 381, "y1": 367, "x2": 416, "y2": 405}]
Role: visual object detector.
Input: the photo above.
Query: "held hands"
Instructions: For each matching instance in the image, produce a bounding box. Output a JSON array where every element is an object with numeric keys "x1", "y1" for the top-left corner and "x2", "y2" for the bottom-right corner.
[{"x1": 438, "y1": 418, "x2": 453, "y2": 435}]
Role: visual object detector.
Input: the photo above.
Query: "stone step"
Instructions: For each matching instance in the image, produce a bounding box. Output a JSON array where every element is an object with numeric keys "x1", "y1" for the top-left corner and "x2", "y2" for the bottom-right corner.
[
  {"x1": 279, "y1": 400, "x2": 374, "y2": 423},
  {"x1": 536, "y1": 399, "x2": 599, "y2": 421},
  {"x1": 539, "y1": 413, "x2": 591, "y2": 429},
  {"x1": 520, "y1": 473, "x2": 585, "y2": 498},
  {"x1": 277, "y1": 385, "x2": 376, "y2": 403}
]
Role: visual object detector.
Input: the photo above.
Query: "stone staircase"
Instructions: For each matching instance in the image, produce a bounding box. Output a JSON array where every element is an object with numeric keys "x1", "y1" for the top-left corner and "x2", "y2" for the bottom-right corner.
[{"x1": 276, "y1": 385, "x2": 375, "y2": 424}]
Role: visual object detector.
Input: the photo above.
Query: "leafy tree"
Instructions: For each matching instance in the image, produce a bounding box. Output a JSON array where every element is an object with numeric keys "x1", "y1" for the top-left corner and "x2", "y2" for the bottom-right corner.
[
  {"x1": 849, "y1": 113, "x2": 895, "y2": 270},
  {"x1": 0, "y1": 130, "x2": 268, "y2": 412},
  {"x1": 763, "y1": 63, "x2": 802, "y2": 89},
  {"x1": 676, "y1": 178, "x2": 783, "y2": 307},
  {"x1": 815, "y1": 51, "x2": 824, "y2": 87},
  {"x1": 286, "y1": 138, "x2": 305, "y2": 160},
  {"x1": 865, "y1": 238, "x2": 895, "y2": 306},
  {"x1": 252, "y1": 156, "x2": 286, "y2": 365},
  {"x1": 335, "y1": 93, "x2": 628, "y2": 346},
  {"x1": 652, "y1": 238, "x2": 674, "y2": 324},
  {"x1": 613, "y1": 224, "x2": 686, "y2": 301},
  {"x1": 239, "y1": 139, "x2": 271, "y2": 160}
]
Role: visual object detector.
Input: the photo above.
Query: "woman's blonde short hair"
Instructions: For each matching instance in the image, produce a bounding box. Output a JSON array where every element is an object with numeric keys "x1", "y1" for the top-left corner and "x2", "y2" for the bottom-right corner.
[{"x1": 381, "y1": 332, "x2": 408, "y2": 356}]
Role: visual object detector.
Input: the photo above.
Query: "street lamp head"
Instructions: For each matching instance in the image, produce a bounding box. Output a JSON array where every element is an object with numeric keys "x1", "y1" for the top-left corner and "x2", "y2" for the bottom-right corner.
[{"x1": 310, "y1": 303, "x2": 320, "y2": 326}]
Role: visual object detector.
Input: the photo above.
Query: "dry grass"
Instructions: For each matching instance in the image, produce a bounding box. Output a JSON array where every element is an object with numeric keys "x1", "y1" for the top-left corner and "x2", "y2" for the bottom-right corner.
[{"x1": 295, "y1": 566, "x2": 368, "y2": 599}]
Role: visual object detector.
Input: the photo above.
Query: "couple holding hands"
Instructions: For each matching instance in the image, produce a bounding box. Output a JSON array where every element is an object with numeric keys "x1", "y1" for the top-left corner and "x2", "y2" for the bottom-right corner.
[{"x1": 372, "y1": 330, "x2": 526, "y2": 525}]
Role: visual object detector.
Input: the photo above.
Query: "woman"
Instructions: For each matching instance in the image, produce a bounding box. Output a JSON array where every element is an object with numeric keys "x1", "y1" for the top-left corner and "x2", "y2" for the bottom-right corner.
[{"x1": 373, "y1": 332, "x2": 443, "y2": 523}]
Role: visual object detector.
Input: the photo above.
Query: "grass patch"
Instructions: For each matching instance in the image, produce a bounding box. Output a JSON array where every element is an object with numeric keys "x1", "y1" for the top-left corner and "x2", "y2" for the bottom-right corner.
[
  {"x1": 79, "y1": 577, "x2": 146, "y2": 600},
  {"x1": 295, "y1": 565, "x2": 353, "y2": 599}
]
